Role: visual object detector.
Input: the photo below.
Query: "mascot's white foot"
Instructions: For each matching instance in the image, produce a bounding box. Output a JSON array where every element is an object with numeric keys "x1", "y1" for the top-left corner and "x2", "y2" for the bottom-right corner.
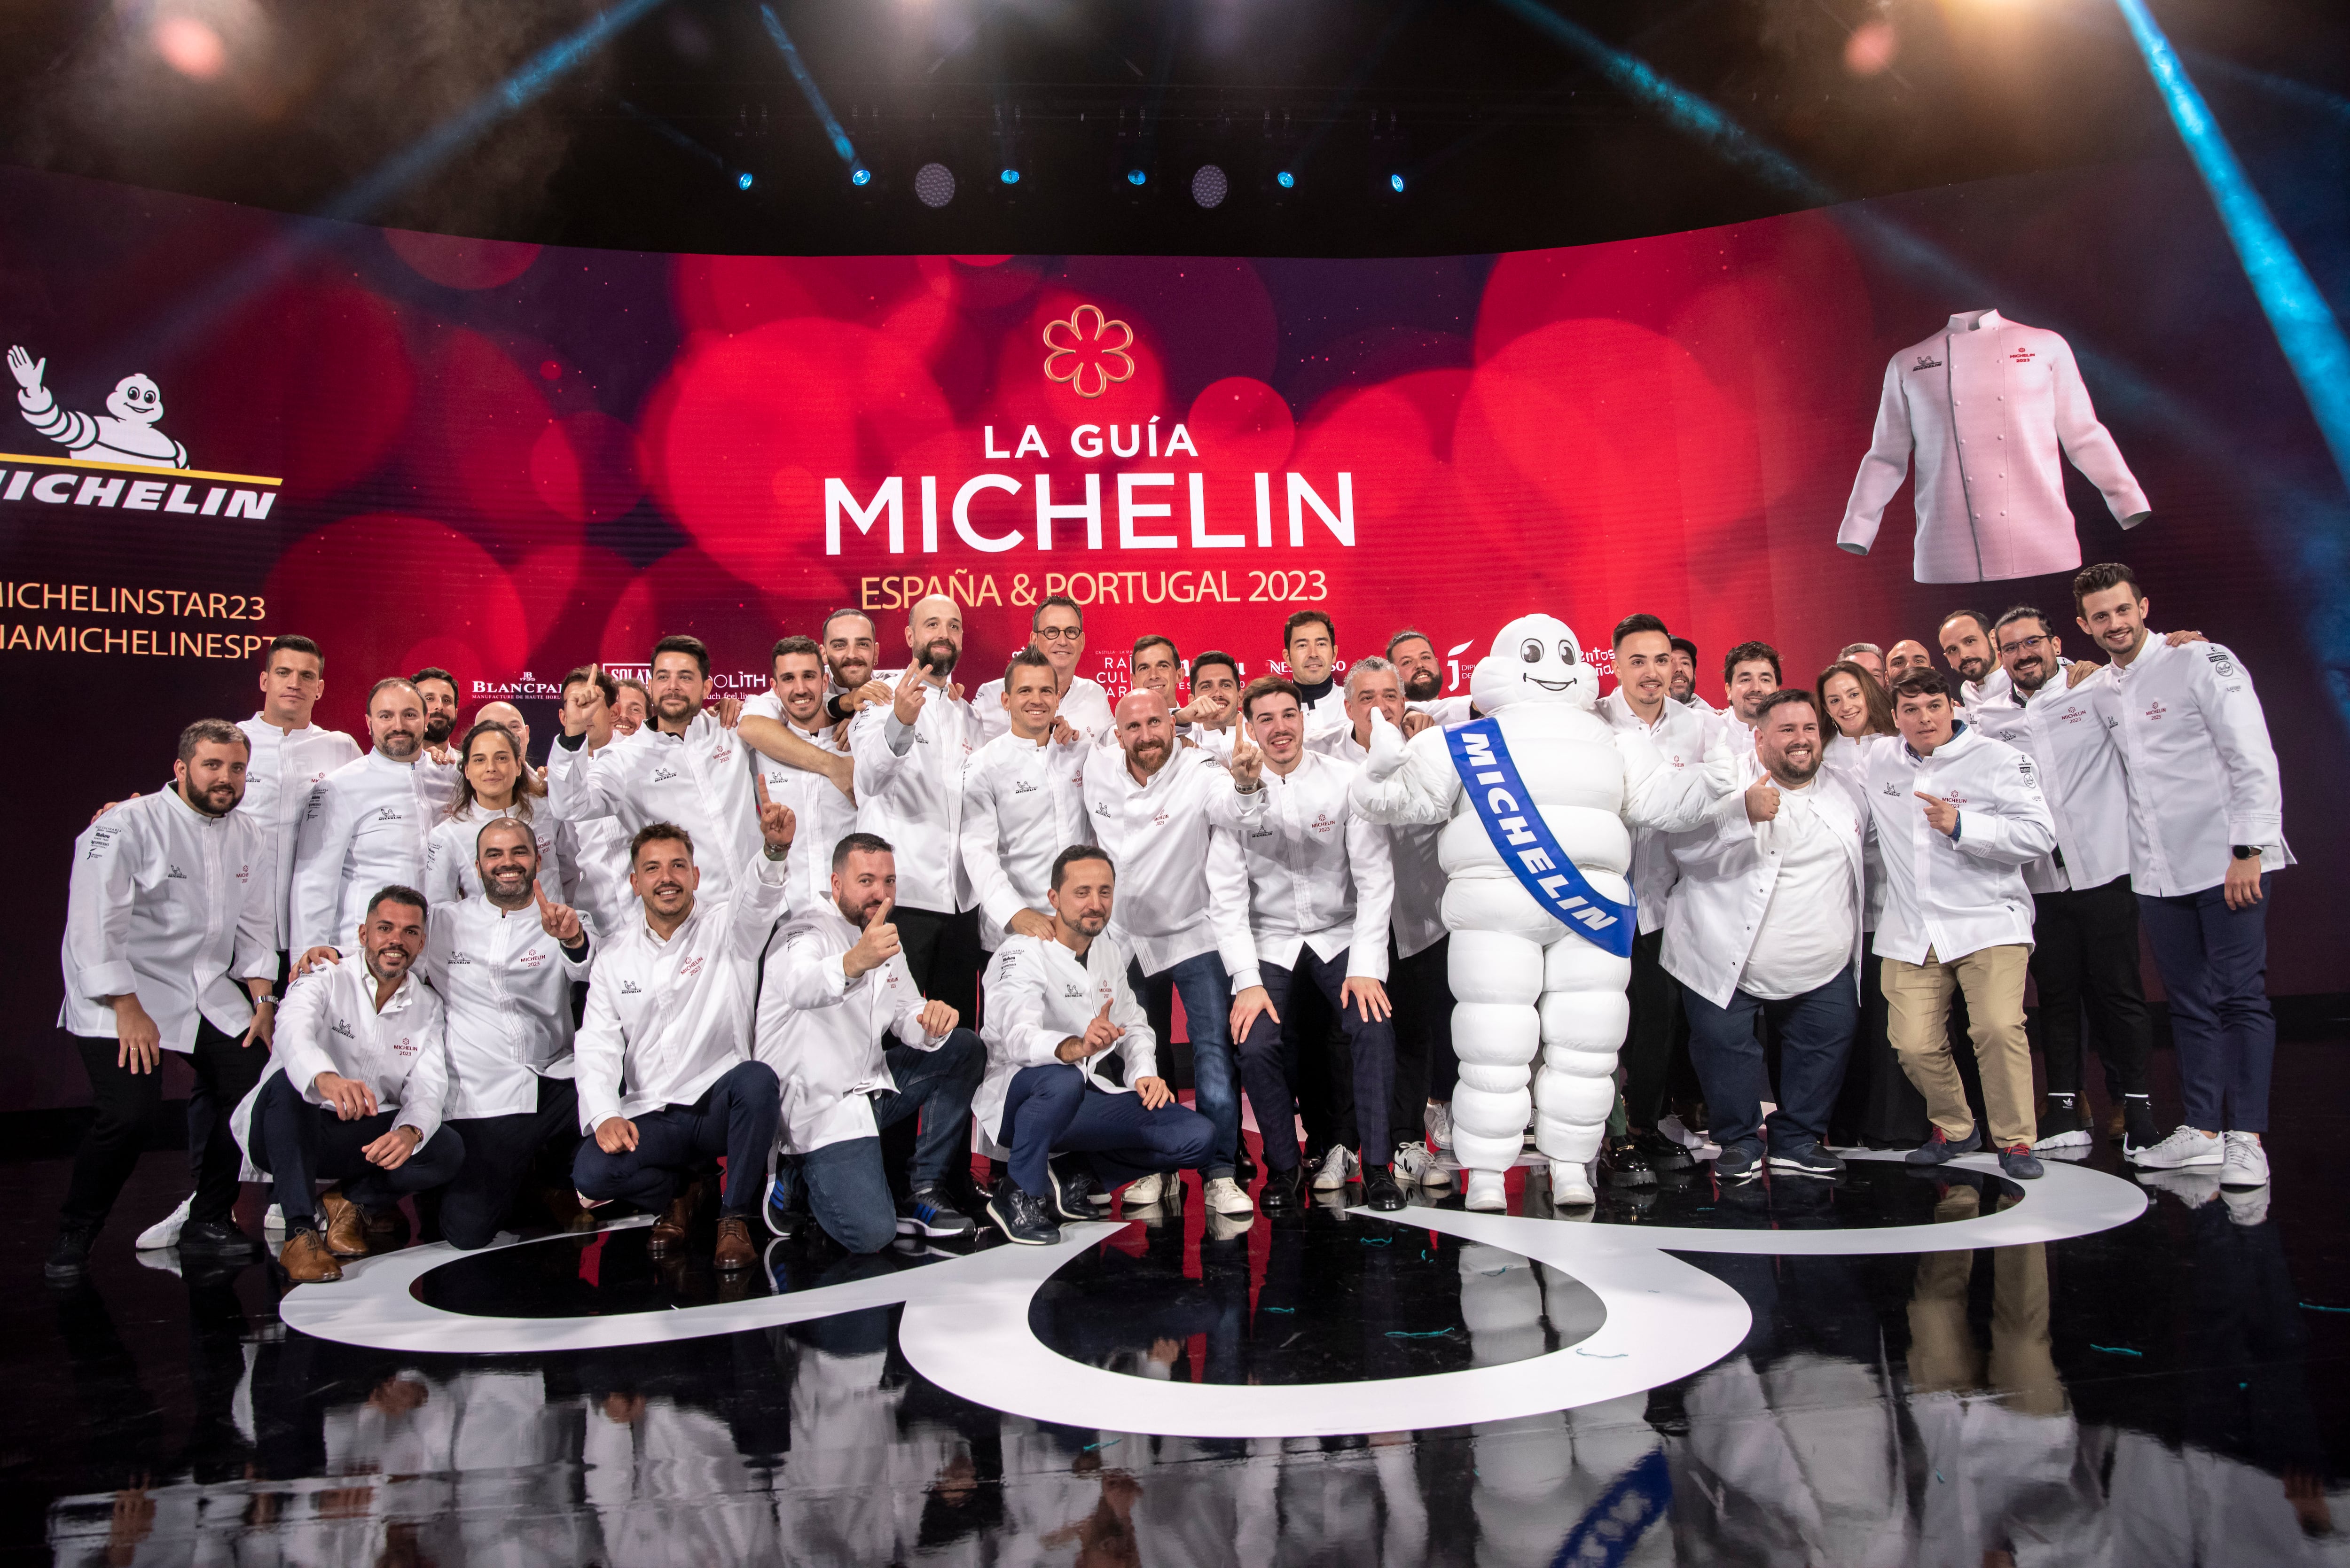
[
  {"x1": 1549, "y1": 1160, "x2": 1596, "y2": 1209},
  {"x1": 1464, "y1": 1171, "x2": 1510, "y2": 1212}
]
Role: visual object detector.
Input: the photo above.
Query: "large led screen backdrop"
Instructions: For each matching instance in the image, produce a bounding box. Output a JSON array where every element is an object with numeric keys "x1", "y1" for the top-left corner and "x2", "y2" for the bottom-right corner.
[{"x1": 1, "y1": 157, "x2": 2341, "y2": 1109}]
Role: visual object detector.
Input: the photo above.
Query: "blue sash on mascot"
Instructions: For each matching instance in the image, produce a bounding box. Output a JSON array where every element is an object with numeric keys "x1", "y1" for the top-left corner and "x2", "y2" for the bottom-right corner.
[{"x1": 1445, "y1": 717, "x2": 1636, "y2": 957}]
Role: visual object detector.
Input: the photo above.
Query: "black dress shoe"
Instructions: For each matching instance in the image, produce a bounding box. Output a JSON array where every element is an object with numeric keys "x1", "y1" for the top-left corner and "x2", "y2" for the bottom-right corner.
[
  {"x1": 1258, "y1": 1167, "x2": 1305, "y2": 1215},
  {"x1": 175, "y1": 1219, "x2": 260, "y2": 1259},
  {"x1": 1361, "y1": 1165, "x2": 1406, "y2": 1212},
  {"x1": 1602, "y1": 1137, "x2": 1658, "y2": 1188},
  {"x1": 44, "y1": 1226, "x2": 94, "y2": 1283},
  {"x1": 1630, "y1": 1127, "x2": 1695, "y2": 1172}
]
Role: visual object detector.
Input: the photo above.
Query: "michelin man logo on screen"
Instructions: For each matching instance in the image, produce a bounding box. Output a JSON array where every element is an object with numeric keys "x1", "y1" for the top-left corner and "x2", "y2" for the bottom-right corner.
[
  {"x1": 7, "y1": 344, "x2": 189, "y2": 469},
  {"x1": 1354, "y1": 614, "x2": 1723, "y2": 1210}
]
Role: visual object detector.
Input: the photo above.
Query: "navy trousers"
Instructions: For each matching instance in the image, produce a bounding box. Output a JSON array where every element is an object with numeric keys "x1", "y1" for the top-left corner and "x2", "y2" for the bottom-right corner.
[
  {"x1": 1235, "y1": 946, "x2": 1396, "y2": 1172},
  {"x1": 571, "y1": 1060, "x2": 779, "y2": 1215},
  {"x1": 999, "y1": 1061, "x2": 1214, "y2": 1197},
  {"x1": 246, "y1": 1072, "x2": 466, "y2": 1226},
  {"x1": 2140, "y1": 875, "x2": 2276, "y2": 1133},
  {"x1": 1681, "y1": 965, "x2": 1858, "y2": 1155}
]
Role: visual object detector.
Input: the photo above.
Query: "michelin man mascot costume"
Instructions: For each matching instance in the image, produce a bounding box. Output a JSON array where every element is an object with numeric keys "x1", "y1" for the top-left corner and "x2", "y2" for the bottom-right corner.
[{"x1": 1353, "y1": 615, "x2": 1724, "y2": 1210}]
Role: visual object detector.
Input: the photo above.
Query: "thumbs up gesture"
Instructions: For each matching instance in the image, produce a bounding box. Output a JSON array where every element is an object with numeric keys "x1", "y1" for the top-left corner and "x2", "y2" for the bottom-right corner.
[
  {"x1": 754, "y1": 774, "x2": 797, "y2": 856},
  {"x1": 1744, "y1": 775, "x2": 1781, "y2": 824},
  {"x1": 534, "y1": 882, "x2": 585, "y2": 946}
]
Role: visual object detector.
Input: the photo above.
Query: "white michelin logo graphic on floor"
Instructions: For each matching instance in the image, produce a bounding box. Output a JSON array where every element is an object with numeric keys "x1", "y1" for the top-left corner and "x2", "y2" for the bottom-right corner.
[
  {"x1": 277, "y1": 1155, "x2": 2146, "y2": 1440},
  {"x1": 8, "y1": 343, "x2": 189, "y2": 468}
]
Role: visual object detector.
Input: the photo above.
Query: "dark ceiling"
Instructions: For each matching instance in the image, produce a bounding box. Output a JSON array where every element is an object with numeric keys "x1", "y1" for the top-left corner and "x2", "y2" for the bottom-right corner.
[{"x1": 0, "y1": 0, "x2": 2343, "y2": 258}]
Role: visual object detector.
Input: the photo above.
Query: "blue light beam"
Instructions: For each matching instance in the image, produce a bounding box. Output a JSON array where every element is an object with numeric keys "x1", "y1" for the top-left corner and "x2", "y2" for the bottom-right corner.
[
  {"x1": 2112, "y1": 0, "x2": 2350, "y2": 490},
  {"x1": 760, "y1": 5, "x2": 869, "y2": 185}
]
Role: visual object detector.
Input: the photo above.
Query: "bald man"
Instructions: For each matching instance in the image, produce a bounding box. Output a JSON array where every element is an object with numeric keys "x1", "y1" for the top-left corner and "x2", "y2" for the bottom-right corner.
[
  {"x1": 475, "y1": 701, "x2": 537, "y2": 775},
  {"x1": 1886, "y1": 640, "x2": 1936, "y2": 686}
]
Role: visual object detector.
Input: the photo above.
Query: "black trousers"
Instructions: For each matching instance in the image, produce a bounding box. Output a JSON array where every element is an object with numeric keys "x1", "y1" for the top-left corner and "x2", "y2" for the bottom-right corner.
[
  {"x1": 1621, "y1": 928, "x2": 1687, "y2": 1131},
  {"x1": 1236, "y1": 948, "x2": 1396, "y2": 1170},
  {"x1": 438, "y1": 1076, "x2": 583, "y2": 1250},
  {"x1": 1828, "y1": 949, "x2": 1934, "y2": 1147},
  {"x1": 1388, "y1": 935, "x2": 1457, "y2": 1140},
  {"x1": 2030, "y1": 874, "x2": 2153, "y2": 1101},
  {"x1": 247, "y1": 1073, "x2": 466, "y2": 1226},
  {"x1": 63, "y1": 1019, "x2": 271, "y2": 1232},
  {"x1": 893, "y1": 905, "x2": 985, "y2": 1029}
]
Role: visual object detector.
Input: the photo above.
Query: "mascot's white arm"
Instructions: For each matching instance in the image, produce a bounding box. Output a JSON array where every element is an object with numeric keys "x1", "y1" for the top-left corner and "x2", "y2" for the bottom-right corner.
[{"x1": 1349, "y1": 709, "x2": 1460, "y2": 827}]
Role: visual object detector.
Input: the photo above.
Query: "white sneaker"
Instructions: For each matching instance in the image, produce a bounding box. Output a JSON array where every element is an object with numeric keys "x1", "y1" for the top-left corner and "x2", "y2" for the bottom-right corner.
[
  {"x1": 2132, "y1": 1125, "x2": 2225, "y2": 1170},
  {"x1": 1423, "y1": 1101, "x2": 1453, "y2": 1154},
  {"x1": 1122, "y1": 1172, "x2": 1167, "y2": 1207},
  {"x1": 1309, "y1": 1146, "x2": 1356, "y2": 1192},
  {"x1": 1548, "y1": 1160, "x2": 1595, "y2": 1209},
  {"x1": 262, "y1": 1202, "x2": 288, "y2": 1240},
  {"x1": 135, "y1": 1196, "x2": 193, "y2": 1251},
  {"x1": 1203, "y1": 1176, "x2": 1255, "y2": 1217},
  {"x1": 2220, "y1": 1131, "x2": 2271, "y2": 1190},
  {"x1": 1463, "y1": 1171, "x2": 1508, "y2": 1212},
  {"x1": 2033, "y1": 1128, "x2": 2093, "y2": 1152},
  {"x1": 1392, "y1": 1140, "x2": 1453, "y2": 1189}
]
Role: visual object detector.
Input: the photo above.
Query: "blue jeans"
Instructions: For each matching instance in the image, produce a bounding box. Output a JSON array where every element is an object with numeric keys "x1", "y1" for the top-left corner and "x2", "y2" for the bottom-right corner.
[
  {"x1": 999, "y1": 1062, "x2": 1214, "y2": 1196},
  {"x1": 2140, "y1": 876, "x2": 2275, "y2": 1132},
  {"x1": 1681, "y1": 966, "x2": 1859, "y2": 1153},
  {"x1": 1130, "y1": 952, "x2": 1241, "y2": 1179},
  {"x1": 1235, "y1": 947, "x2": 1397, "y2": 1171},
  {"x1": 776, "y1": 1030, "x2": 985, "y2": 1254},
  {"x1": 572, "y1": 1060, "x2": 779, "y2": 1215}
]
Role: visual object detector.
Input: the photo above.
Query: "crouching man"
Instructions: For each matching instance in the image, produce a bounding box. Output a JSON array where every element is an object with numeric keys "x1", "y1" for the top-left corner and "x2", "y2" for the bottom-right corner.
[
  {"x1": 232, "y1": 886, "x2": 465, "y2": 1283},
  {"x1": 978, "y1": 847, "x2": 1214, "y2": 1245}
]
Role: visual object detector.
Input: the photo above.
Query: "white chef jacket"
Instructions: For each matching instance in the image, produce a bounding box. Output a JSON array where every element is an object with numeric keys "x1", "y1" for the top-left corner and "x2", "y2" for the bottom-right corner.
[
  {"x1": 1968, "y1": 671, "x2": 2132, "y2": 895},
  {"x1": 1661, "y1": 772, "x2": 1868, "y2": 1008},
  {"x1": 421, "y1": 803, "x2": 565, "y2": 906},
  {"x1": 1821, "y1": 733, "x2": 1896, "y2": 929},
  {"x1": 557, "y1": 806, "x2": 634, "y2": 940},
  {"x1": 1295, "y1": 679, "x2": 1352, "y2": 746},
  {"x1": 1838, "y1": 309, "x2": 2150, "y2": 585},
  {"x1": 848, "y1": 672, "x2": 979, "y2": 914},
  {"x1": 971, "y1": 673, "x2": 1115, "y2": 748},
  {"x1": 572, "y1": 852, "x2": 790, "y2": 1130},
  {"x1": 232, "y1": 960, "x2": 449, "y2": 1155},
  {"x1": 548, "y1": 711, "x2": 759, "y2": 907},
  {"x1": 754, "y1": 900, "x2": 951, "y2": 1156},
  {"x1": 1958, "y1": 667, "x2": 2013, "y2": 710},
  {"x1": 1080, "y1": 743, "x2": 1263, "y2": 979},
  {"x1": 1224, "y1": 750, "x2": 1393, "y2": 989},
  {"x1": 975, "y1": 931, "x2": 1156, "y2": 1143},
  {"x1": 958, "y1": 729, "x2": 1094, "y2": 951},
  {"x1": 420, "y1": 894, "x2": 588, "y2": 1121},
  {"x1": 1864, "y1": 724, "x2": 2056, "y2": 965},
  {"x1": 1599, "y1": 690, "x2": 1710, "y2": 936},
  {"x1": 290, "y1": 748, "x2": 455, "y2": 952},
  {"x1": 2095, "y1": 635, "x2": 2295, "y2": 897},
  {"x1": 58, "y1": 787, "x2": 276, "y2": 1047},
  {"x1": 1311, "y1": 727, "x2": 1446, "y2": 959},
  {"x1": 740, "y1": 690, "x2": 861, "y2": 915},
  {"x1": 238, "y1": 714, "x2": 361, "y2": 951}
]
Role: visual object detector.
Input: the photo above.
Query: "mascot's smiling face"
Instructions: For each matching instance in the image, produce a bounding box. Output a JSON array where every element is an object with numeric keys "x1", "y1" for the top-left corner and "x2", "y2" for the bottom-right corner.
[
  {"x1": 1470, "y1": 614, "x2": 1598, "y2": 713},
  {"x1": 106, "y1": 374, "x2": 164, "y2": 425}
]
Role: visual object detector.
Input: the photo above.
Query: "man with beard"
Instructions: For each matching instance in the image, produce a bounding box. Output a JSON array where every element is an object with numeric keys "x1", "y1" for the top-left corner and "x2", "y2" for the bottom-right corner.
[
  {"x1": 291, "y1": 678, "x2": 455, "y2": 954},
  {"x1": 738, "y1": 636, "x2": 862, "y2": 912},
  {"x1": 422, "y1": 820, "x2": 594, "y2": 1248},
  {"x1": 1131, "y1": 635, "x2": 1240, "y2": 755},
  {"x1": 549, "y1": 635, "x2": 762, "y2": 905},
  {"x1": 1938, "y1": 610, "x2": 2013, "y2": 710},
  {"x1": 233, "y1": 887, "x2": 464, "y2": 1283},
  {"x1": 48, "y1": 720, "x2": 280, "y2": 1280},
  {"x1": 410, "y1": 665, "x2": 462, "y2": 748},
  {"x1": 961, "y1": 648, "x2": 1093, "y2": 955},
  {"x1": 848, "y1": 595, "x2": 986, "y2": 1023},
  {"x1": 1709, "y1": 641, "x2": 1783, "y2": 748},
  {"x1": 1663, "y1": 690, "x2": 1867, "y2": 1181},
  {"x1": 1968, "y1": 607, "x2": 2159, "y2": 1158},
  {"x1": 1081, "y1": 689, "x2": 1268, "y2": 1217},
  {"x1": 1281, "y1": 610, "x2": 1350, "y2": 742},
  {"x1": 1886, "y1": 639, "x2": 1937, "y2": 685},
  {"x1": 1598, "y1": 614, "x2": 1710, "y2": 1185},
  {"x1": 819, "y1": 608, "x2": 892, "y2": 725},
  {"x1": 611, "y1": 679, "x2": 650, "y2": 737},
  {"x1": 978, "y1": 847, "x2": 1214, "y2": 1244},
  {"x1": 1225, "y1": 678, "x2": 1405, "y2": 1214},
  {"x1": 1668, "y1": 637, "x2": 1715, "y2": 714},
  {"x1": 973, "y1": 595, "x2": 1115, "y2": 747},
  {"x1": 756, "y1": 833, "x2": 984, "y2": 1249},
  {"x1": 572, "y1": 800, "x2": 797, "y2": 1274},
  {"x1": 1386, "y1": 628, "x2": 1473, "y2": 724}
]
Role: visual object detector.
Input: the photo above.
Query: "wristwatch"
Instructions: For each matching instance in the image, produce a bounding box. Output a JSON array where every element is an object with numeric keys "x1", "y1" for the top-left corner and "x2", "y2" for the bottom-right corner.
[{"x1": 2232, "y1": 844, "x2": 2260, "y2": 860}]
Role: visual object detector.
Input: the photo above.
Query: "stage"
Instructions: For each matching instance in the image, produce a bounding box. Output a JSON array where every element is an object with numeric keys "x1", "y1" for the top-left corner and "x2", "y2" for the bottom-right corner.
[{"x1": 11, "y1": 1041, "x2": 2348, "y2": 1567}]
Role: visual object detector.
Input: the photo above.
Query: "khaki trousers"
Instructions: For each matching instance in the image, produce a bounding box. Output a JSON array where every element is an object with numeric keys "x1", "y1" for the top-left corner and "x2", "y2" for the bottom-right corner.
[{"x1": 1882, "y1": 943, "x2": 2036, "y2": 1149}]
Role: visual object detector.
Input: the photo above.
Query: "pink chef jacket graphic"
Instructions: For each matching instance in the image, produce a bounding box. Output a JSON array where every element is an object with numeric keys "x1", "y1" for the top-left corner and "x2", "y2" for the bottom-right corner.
[{"x1": 1837, "y1": 309, "x2": 2151, "y2": 584}]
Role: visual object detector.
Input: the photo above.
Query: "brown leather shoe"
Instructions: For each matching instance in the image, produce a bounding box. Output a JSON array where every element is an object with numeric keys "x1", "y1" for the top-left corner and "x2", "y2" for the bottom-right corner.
[
  {"x1": 319, "y1": 1189, "x2": 371, "y2": 1258},
  {"x1": 279, "y1": 1229, "x2": 343, "y2": 1283},
  {"x1": 713, "y1": 1215, "x2": 756, "y2": 1273},
  {"x1": 646, "y1": 1179, "x2": 703, "y2": 1256}
]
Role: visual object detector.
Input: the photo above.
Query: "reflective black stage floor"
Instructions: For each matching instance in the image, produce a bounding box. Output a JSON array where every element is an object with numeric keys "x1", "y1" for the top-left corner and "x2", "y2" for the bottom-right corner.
[{"x1": 10, "y1": 1048, "x2": 2350, "y2": 1565}]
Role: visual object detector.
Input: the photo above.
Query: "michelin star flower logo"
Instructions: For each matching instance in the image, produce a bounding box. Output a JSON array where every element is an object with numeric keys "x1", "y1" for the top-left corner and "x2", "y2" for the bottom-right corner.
[{"x1": 1042, "y1": 304, "x2": 1136, "y2": 399}]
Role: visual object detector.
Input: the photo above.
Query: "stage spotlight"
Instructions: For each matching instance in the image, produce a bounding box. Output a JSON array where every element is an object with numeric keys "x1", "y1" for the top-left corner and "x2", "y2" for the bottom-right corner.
[
  {"x1": 1001, "y1": 167, "x2": 1021, "y2": 185},
  {"x1": 1127, "y1": 169, "x2": 1147, "y2": 187},
  {"x1": 154, "y1": 16, "x2": 227, "y2": 80},
  {"x1": 915, "y1": 162, "x2": 955, "y2": 207},
  {"x1": 1192, "y1": 164, "x2": 1229, "y2": 209},
  {"x1": 1389, "y1": 172, "x2": 1406, "y2": 193},
  {"x1": 851, "y1": 166, "x2": 871, "y2": 187},
  {"x1": 737, "y1": 171, "x2": 754, "y2": 190},
  {"x1": 1276, "y1": 170, "x2": 1295, "y2": 189}
]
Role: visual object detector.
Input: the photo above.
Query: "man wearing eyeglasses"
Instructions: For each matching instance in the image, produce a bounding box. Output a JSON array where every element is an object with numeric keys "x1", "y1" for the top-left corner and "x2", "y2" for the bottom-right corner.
[
  {"x1": 1970, "y1": 606, "x2": 2158, "y2": 1159},
  {"x1": 973, "y1": 595, "x2": 1115, "y2": 748}
]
